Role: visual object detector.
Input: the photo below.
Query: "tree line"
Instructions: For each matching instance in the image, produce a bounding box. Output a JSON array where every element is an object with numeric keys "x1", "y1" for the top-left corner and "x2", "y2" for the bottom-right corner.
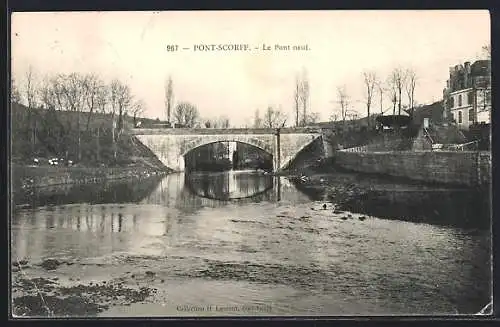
[
  {"x1": 250, "y1": 68, "x2": 319, "y2": 129},
  {"x1": 332, "y1": 67, "x2": 419, "y2": 128},
  {"x1": 11, "y1": 66, "x2": 146, "y2": 163},
  {"x1": 163, "y1": 75, "x2": 231, "y2": 129},
  {"x1": 163, "y1": 71, "x2": 320, "y2": 130}
]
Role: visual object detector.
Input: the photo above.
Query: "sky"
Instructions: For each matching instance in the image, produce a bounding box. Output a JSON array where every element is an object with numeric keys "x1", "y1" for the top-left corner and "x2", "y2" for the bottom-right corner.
[{"x1": 11, "y1": 10, "x2": 490, "y2": 127}]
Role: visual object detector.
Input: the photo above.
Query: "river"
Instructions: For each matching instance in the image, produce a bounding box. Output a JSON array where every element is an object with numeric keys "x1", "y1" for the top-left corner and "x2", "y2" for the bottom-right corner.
[{"x1": 11, "y1": 170, "x2": 491, "y2": 317}]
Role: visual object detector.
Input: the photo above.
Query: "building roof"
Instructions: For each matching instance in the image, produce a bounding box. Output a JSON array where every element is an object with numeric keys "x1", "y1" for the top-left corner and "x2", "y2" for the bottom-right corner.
[
  {"x1": 412, "y1": 101, "x2": 444, "y2": 124},
  {"x1": 375, "y1": 114, "x2": 410, "y2": 125},
  {"x1": 471, "y1": 60, "x2": 490, "y2": 76}
]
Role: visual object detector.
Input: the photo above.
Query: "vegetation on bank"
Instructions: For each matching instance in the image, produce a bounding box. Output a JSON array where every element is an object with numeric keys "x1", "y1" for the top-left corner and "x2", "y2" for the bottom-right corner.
[
  {"x1": 11, "y1": 100, "x2": 170, "y2": 191},
  {"x1": 11, "y1": 103, "x2": 166, "y2": 170},
  {"x1": 316, "y1": 100, "x2": 490, "y2": 151}
]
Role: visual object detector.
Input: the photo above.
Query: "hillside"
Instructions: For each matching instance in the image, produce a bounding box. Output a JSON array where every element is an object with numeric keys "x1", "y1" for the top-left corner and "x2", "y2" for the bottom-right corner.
[
  {"x1": 309, "y1": 101, "x2": 444, "y2": 130},
  {"x1": 10, "y1": 102, "x2": 167, "y2": 169},
  {"x1": 308, "y1": 102, "x2": 445, "y2": 150}
]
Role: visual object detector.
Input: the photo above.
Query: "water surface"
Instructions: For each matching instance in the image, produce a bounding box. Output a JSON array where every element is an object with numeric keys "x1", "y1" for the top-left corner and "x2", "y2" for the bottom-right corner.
[{"x1": 11, "y1": 170, "x2": 491, "y2": 316}]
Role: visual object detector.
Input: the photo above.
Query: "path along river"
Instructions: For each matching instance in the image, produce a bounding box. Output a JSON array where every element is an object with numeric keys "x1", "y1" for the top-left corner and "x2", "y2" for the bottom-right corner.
[{"x1": 10, "y1": 170, "x2": 491, "y2": 317}]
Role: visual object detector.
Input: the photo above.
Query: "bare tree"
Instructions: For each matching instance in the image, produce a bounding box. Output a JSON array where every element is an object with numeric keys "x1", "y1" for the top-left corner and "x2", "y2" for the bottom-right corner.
[
  {"x1": 293, "y1": 74, "x2": 300, "y2": 127},
  {"x1": 59, "y1": 73, "x2": 87, "y2": 161},
  {"x1": 304, "y1": 112, "x2": 320, "y2": 125},
  {"x1": 173, "y1": 101, "x2": 199, "y2": 127},
  {"x1": 38, "y1": 74, "x2": 57, "y2": 110},
  {"x1": 404, "y1": 69, "x2": 417, "y2": 119},
  {"x1": 109, "y1": 79, "x2": 133, "y2": 159},
  {"x1": 299, "y1": 69, "x2": 310, "y2": 126},
  {"x1": 363, "y1": 71, "x2": 377, "y2": 127},
  {"x1": 387, "y1": 75, "x2": 398, "y2": 115},
  {"x1": 131, "y1": 99, "x2": 146, "y2": 127},
  {"x1": 24, "y1": 65, "x2": 39, "y2": 109},
  {"x1": 96, "y1": 83, "x2": 109, "y2": 116},
  {"x1": 23, "y1": 65, "x2": 40, "y2": 154},
  {"x1": 376, "y1": 81, "x2": 385, "y2": 114},
  {"x1": 11, "y1": 76, "x2": 22, "y2": 104},
  {"x1": 253, "y1": 109, "x2": 262, "y2": 128},
  {"x1": 94, "y1": 83, "x2": 109, "y2": 162},
  {"x1": 263, "y1": 105, "x2": 287, "y2": 128},
  {"x1": 482, "y1": 44, "x2": 491, "y2": 60},
  {"x1": 336, "y1": 85, "x2": 350, "y2": 125},
  {"x1": 165, "y1": 76, "x2": 174, "y2": 123},
  {"x1": 389, "y1": 67, "x2": 406, "y2": 115},
  {"x1": 263, "y1": 106, "x2": 274, "y2": 128},
  {"x1": 204, "y1": 116, "x2": 230, "y2": 128},
  {"x1": 217, "y1": 116, "x2": 230, "y2": 128},
  {"x1": 116, "y1": 86, "x2": 132, "y2": 139},
  {"x1": 346, "y1": 110, "x2": 359, "y2": 121},
  {"x1": 82, "y1": 73, "x2": 104, "y2": 131},
  {"x1": 47, "y1": 74, "x2": 67, "y2": 112}
]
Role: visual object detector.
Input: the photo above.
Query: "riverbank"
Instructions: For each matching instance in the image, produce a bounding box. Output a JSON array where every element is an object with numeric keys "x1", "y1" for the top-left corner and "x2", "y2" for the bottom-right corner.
[
  {"x1": 286, "y1": 163, "x2": 490, "y2": 229},
  {"x1": 11, "y1": 164, "x2": 172, "y2": 194}
]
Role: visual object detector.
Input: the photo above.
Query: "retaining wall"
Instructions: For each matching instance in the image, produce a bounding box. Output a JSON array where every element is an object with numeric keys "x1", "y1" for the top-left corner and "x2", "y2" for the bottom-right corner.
[
  {"x1": 334, "y1": 150, "x2": 491, "y2": 187},
  {"x1": 12, "y1": 165, "x2": 167, "y2": 191}
]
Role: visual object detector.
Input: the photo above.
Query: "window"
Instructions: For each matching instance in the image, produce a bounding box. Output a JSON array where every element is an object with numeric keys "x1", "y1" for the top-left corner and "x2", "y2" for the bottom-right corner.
[
  {"x1": 458, "y1": 111, "x2": 462, "y2": 123},
  {"x1": 469, "y1": 109, "x2": 475, "y2": 122},
  {"x1": 458, "y1": 94, "x2": 462, "y2": 107},
  {"x1": 449, "y1": 97, "x2": 455, "y2": 108},
  {"x1": 467, "y1": 92, "x2": 473, "y2": 105}
]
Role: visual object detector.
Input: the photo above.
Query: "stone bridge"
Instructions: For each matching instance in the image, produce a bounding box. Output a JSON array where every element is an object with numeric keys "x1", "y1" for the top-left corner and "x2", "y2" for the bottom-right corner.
[{"x1": 131, "y1": 127, "x2": 328, "y2": 172}]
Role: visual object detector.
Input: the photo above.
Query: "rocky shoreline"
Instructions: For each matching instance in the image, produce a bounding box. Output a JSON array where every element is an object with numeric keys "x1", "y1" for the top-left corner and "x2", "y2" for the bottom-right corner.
[{"x1": 11, "y1": 258, "x2": 159, "y2": 317}]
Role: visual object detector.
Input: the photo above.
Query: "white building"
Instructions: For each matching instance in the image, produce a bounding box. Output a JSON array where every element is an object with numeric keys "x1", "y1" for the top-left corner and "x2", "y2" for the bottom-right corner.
[{"x1": 443, "y1": 60, "x2": 491, "y2": 130}]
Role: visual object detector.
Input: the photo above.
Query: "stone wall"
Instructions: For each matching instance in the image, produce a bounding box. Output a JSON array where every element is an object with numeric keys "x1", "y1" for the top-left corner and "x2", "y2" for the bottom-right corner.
[{"x1": 334, "y1": 150, "x2": 491, "y2": 187}]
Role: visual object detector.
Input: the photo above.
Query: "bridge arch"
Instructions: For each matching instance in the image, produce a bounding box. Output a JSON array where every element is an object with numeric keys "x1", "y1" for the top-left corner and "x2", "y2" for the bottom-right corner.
[
  {"x1": 180, "y1": 135, "x2": 274, "y2": 157},
  {"x1": 133, "y1": 129, "x2": 326, "y2": 172}
]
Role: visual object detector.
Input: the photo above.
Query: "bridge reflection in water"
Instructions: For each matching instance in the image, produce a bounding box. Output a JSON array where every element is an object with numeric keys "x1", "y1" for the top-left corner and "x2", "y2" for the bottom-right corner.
[
  {"x1": 140, "y1": 171, "x2": 310, "y2": 211},
  {"x1": 185, "y1": 170, "x2": 273, "y2": 201}
]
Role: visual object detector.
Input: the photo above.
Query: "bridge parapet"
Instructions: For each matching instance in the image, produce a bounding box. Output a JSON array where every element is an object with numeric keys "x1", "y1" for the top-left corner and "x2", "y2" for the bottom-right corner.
[{"x1": 130, "y1": 127, "x2": 323, "y2": 135}]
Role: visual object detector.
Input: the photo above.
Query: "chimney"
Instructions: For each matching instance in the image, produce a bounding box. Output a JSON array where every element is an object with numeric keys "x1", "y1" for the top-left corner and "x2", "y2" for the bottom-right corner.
[{"x1": 464, "y1": 62, "x2": 471, "y2": 88}]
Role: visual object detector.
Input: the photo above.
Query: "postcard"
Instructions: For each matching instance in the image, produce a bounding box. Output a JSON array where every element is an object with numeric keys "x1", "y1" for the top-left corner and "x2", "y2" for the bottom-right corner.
[{"x1": 10, "y1": 10, "x2": 492, "y2": 317}]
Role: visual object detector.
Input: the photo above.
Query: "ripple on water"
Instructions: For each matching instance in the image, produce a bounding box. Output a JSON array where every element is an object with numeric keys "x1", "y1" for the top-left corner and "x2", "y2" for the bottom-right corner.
[{"x1": 11, "y1": 173, "x2": 491, "y2": 316}]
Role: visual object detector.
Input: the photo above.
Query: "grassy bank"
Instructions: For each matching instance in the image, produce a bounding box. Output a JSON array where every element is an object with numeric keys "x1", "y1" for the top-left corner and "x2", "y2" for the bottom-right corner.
[{"x1": 11, "y1": 102, "x2": 174, "y2": 191}]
